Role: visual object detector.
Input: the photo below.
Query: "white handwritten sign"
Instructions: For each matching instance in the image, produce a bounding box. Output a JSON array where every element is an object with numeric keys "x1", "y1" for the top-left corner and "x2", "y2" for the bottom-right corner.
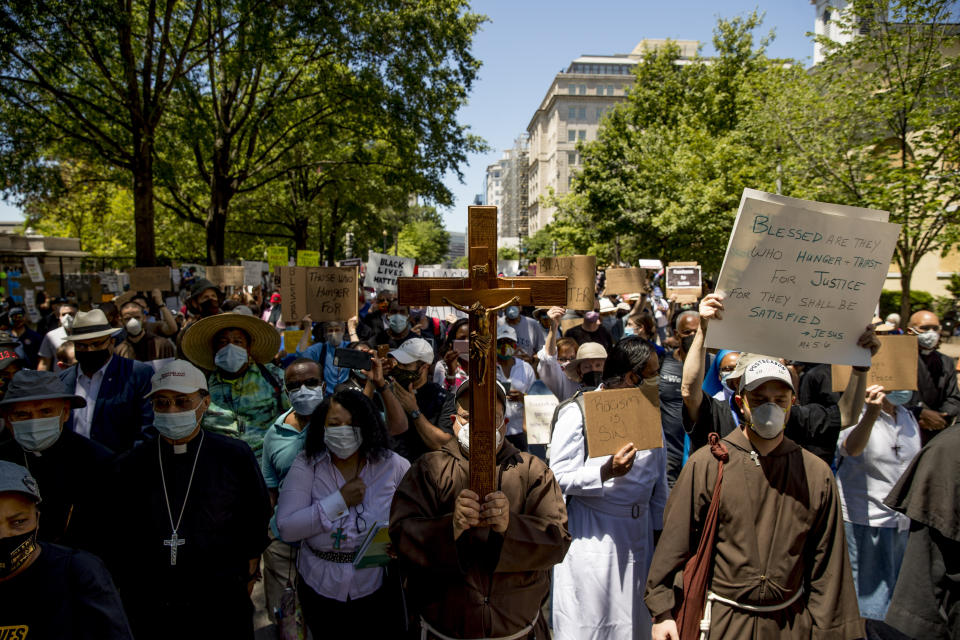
[
  {"x1": 524, "y1": 394, "x2": 559, "y2": 445},
  {"x1": 706, "y1": 189, "x2": 900, "y2": 367},
  {"x1": 363, "y1": 251, "x2": 415, "y2": 293},
  {"x1": 419, "y1": 268, "x2": 469, "y2": 320},
  {"x1": 242, "y1": 260, "x2": 267, "y2": 287}
]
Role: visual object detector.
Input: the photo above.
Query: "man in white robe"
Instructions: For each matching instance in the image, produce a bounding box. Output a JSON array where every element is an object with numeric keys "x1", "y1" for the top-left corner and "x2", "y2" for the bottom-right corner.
[{"x1": 550, "y1": 337, "x2": 668, "y2": 640}]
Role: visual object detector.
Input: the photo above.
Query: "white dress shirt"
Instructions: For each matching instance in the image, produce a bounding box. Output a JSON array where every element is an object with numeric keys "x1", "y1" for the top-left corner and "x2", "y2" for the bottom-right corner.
[{"x1": 73, "y1": 356, "x2": 112, "y2": 439}]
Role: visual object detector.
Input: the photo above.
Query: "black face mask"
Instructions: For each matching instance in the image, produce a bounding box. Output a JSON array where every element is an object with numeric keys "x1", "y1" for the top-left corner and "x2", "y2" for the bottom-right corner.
[
  {"x1": 390, "y1": 367, "x2": 421, "y2": 388},
  {"x1": 680, "y1": 334, "x2": 695, "y2": 354},
  {"x1": 199, "y1": 299, "x2": 220, "y2": 317},
  {"x1": 76, "y1": 348, "x2": 111, "y2": 373},
  {"x1": 581, "y1": 370, "x2": 603, "y2": 389},
  {"x1": 0, "y1": 528, "x2": 38, "y2": 578}
]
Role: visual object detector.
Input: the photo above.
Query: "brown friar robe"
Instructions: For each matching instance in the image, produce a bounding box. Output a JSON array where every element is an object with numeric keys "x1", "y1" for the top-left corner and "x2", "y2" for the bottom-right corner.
[
  {"x1": 644, "y1": 428, "x2": 864, "y2": 639},
  {"x1": 390, "y1": 439, "x2": 571, "y2": 639}
]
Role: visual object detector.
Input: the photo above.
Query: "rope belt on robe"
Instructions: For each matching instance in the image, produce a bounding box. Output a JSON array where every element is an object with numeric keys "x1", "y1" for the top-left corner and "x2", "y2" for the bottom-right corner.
[
  {"x1": 420, "y1": 610, "x2": 540, "y2": 640},
  {"x1": 698, "y1": 586, "x2": 805, "y2": 640}
]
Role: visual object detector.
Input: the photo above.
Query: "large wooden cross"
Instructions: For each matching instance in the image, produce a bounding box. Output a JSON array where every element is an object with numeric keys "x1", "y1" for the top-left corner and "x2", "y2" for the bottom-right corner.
[{"x1": 398, "y1": 206, "x2": 567, "y2": 497}]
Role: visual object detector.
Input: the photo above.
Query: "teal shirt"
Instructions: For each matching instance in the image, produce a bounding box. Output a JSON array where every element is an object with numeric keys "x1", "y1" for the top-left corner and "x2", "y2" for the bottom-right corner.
[
  {"x1": 262, "y1": 408, "x2": 309, "y2": 539},
  {"x1": 203, "y1": 363, "x2": 289, "y2": 461}
]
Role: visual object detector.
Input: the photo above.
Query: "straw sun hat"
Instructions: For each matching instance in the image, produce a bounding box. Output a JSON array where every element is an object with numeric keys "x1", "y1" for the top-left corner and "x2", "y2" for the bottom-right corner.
[{"x1": 181, "y1": 313, "x2": 280, "y2": 371}]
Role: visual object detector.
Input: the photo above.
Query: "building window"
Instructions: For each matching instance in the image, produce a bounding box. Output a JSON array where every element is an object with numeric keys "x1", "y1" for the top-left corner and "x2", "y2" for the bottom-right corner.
[
  {"x1": 568, "y1": 84, "x2": 575, "y2": 95},
  {"x1": 578, "y1": 107, "x2": 586, "y2": 119},
  {"x1": 578, "y1": 130, "x2": 586, "y2": 141},
  {"x1": 607, "y1": 85, "x2": 615, "y2": 95},
  {"x1": 596, "y1": 86, "x2": 604, "y2": 96},
  {"x1": 568, "y1": 151, "x2": 577, "y2": 165},
  {"x1": 596, "y1": 108, "x2": 604, "y2": 119},
  {"x1": 578, "y1": 84, "x2": 586, "y2": 95},
  {"x1": 568, "y1": 130, "x2": 576, "y2": 142},
  {"x1": 568, "y1": 106, "x2": 576, "y2": 119}
]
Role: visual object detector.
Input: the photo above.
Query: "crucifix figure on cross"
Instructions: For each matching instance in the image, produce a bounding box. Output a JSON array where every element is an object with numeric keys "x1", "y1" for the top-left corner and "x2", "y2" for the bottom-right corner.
[
  {"x1": 164, "y1": 531, "x2": 185, "y2": 566},
  {"x1": 398, "y1": 206, "x2": 567, "y2": 497}
]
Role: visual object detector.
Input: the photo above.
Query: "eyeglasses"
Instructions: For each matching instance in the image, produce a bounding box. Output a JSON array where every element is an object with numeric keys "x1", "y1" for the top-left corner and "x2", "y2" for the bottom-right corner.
[
  {"x1": 153, "y1": 396, "x2": 200, "y2": 411},
  {"x1": 354, "y1": 502, "x2": 367, "y2": 534},
  {"x1": 285, "y1": 378, "x2": 323, "y2": 393}
]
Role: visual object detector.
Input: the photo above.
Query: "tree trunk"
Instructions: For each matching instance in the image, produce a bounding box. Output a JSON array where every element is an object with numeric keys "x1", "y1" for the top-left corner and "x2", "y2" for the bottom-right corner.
[
  {"x1": 132, "y1": 134, "x2": 157, "y2": 266},
  {"x1": 206, "y1": 147, "x2": 234, "y2": 265},
  {"x1": 899, "y1": 269, "x2": 913, "y2": 328},
  {"x1": 294, "y1": 217, "x2": 309, "y2": 251},
  {"x1": 326, "y1": 198, "x2": 340, "y2": 265}
]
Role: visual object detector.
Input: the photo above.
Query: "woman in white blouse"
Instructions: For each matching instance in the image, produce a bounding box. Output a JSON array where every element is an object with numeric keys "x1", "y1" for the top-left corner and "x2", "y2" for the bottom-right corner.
[
  {"x1": 277, "y1": 388, "x2": 410, "y2": 636},
  {"x1": 836, "y1": 384, "x2": 921, "y2": 638}
]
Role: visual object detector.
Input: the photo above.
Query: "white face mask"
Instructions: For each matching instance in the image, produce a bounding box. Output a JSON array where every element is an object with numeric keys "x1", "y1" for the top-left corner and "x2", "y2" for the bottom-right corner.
[
  {"x1": 290, "y1": 385, "x2": 324, "y2": 416},
  {"x1": 456, "y1": 421, "x2": 504, "y2": 453},
  {"x1": 214, "y1": 344, "x2": 249, "y2": 373},
  {"x1": 154, "y1": 405, "x2": 201, "y2": 441},
  {"x1": 61, "y1": 314, "x2": 75, "y2": 330},
  {"x1": 916, "y1": 330, "x2": 939, "y2": 351},
  {"x1": 11, "y1": 414, "x2": 63, "y2": 452},
  {"x1": 747, "y1": 401, "x2": 787, "y2": 439},
  {"x1": 125, "y1": 318, "x2": 143, "y2": 337},
  {"x1": 324, "y1": 425, "x2": 362, "y2": 459}
]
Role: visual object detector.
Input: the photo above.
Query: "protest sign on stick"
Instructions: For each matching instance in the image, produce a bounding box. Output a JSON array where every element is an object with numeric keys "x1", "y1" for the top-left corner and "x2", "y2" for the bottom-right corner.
[
  {"x1": 583, "y1": 387, "x2": 662, "y2": 457},
  {"x1": 665, "y1": 263, "x2": 702, "y2": 303},
  {"x1": 537, "y1": 256, "x2": 596, "y2": 311},
  {"x1": 831, "y1": 335, "x2": 918, "y2": 391},
  {"x1": 267, "y1": 246, "x2": 288, "y2": 269},
  {"x1": 22, "y1": 257, "x2": 44, "y2": 284},
  {"x1": 524, "y1": 394, "x2": 559, "y2": 445},
  {"x1": 204, "y1": 266, "x2": 244, "y2": 288},
  {"x1": 280, "y1": 266, "x2": 358, "y2": 323},
  {"x1": 297, "y1": 251, "x2": 320, "y2": 267},
  {"x1": 242, "y1": 261, "x2": 267, "y2": 287},
  {"x1": 706, "y1": 189, "x2": 900, "y2": 367},
  {"x1": 363, "y1": 251, "x2": 415, "y2": 292}
]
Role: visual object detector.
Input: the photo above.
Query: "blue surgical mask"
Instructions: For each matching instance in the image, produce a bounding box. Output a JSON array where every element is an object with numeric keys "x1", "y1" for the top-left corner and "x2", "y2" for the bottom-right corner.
[
  {"x1": 623, "y1": 327, "x2": 636, "y2": 337},
  {"x1": 11, "y1": 415, "x2": 62, "y2": 452},
  {"x1": 154, "y1": 406, "x2": 200, "y2": 440},
  {"x1": 885, "y1": 390, "x2": 913, "y2": 406},
  {"x1": 290, "y1": 385, "x2": 324, "y2": 416},
  {"x1": 215, "y1": 344, "x2": 249, "y2": 373},
  {"x1": 720, "y1": 371, "x2": 735, "y2": 392},
  {"x1": 388, "y1": 314, "x2": 408, "y2": 333},
  {"x1": 505, "y1": 306, "x2": 520, "y2": 320}
]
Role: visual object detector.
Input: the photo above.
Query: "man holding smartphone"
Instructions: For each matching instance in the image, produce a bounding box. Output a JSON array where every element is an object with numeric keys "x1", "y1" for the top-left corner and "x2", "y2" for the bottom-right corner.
[{"x1": 387, "y1": 338, "x2": 451, "y2": 462}]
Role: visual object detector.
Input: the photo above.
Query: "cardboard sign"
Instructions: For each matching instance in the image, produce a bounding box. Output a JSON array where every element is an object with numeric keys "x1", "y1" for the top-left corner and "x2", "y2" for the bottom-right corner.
[
  {"x1": 267, "y1": 246, "x2": 288, "y2": 269},
  {"x1": 204, "y1": 265, "x2": 244, "y2": 288},
  {"x1": 831, "y1": 335, "x2": 918, "y2": 392},
  {"x1": 22, "y1": 257, "x2": 44, "y2": 283},
  {"x1": 537, "y1": 256, "x2": 596, "y2": 310},
  {"x1": 707, "y1": 189, "x2": 900, "y2": 367},
  {"x1": 583, "y1": 387, "x2": 663, "y2": 457},
  {"x1": 665, "y1": 263, "x2": 702, "y2": 303},
  {"x1": 604, "y1": 268, "x2": 647, "y2": 295},
  {"x1": 560, "y1": 316, "x2": 584, "y2": 334},
  {"x1": 297, "y1": 250, "x2": 320, "y2": 267},
  {"x1": 363, "y1": 251, "x2": 415, "y2": 293},
  {"x1": 242, "y1": 261, "x2": 267, "y2": 287},
  {"x1": 128, "y1": 267, "x2": 172, "y2": 292},
  {"x1": 524, "y1": 394, "x2": 559, "y2": 445},
  {"x1": 279, "y1": 266, "x2": 359, "y2": 323}
]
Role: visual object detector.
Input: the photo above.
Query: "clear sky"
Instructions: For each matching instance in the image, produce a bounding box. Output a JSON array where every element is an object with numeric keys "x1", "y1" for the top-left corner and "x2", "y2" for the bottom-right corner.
[{"x1": 0, "y1": 1, "x2": 818, "y2": 230}]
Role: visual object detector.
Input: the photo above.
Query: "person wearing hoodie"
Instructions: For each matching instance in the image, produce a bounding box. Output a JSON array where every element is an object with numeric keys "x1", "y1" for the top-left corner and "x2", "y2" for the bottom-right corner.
[{"x1": 390, "y1": 380, "x2": 570, "y2": 640}]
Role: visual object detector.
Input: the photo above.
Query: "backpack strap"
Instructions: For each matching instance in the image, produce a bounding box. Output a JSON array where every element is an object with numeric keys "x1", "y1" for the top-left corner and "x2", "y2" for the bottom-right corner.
[
  {"x1": 257, "y1": 362, "x2": 285, "y2": 414},
  {"x1": 548, "y1": 389, "x2": 591, "y2": 459}
]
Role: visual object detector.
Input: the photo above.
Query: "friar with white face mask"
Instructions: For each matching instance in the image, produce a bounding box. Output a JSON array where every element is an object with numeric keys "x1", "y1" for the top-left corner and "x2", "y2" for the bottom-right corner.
[
  {"x1": 645, "y1": 293, "x2": 875, "y2": 640},
  {"x1": 390, "y1": 380, "x2": 570, "y2": 640},
  {"x1": 906, "y1": 309, "x2": 960, "y2": 441},
  {"x1": 110, "y1": 359, "x2": 271, "y2": 640},
  {"x1": 0, "y1": 370, "x2": 113, "y2": 555}
]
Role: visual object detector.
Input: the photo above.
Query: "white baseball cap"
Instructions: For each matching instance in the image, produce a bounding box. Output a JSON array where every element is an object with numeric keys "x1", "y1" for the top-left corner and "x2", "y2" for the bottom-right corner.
[
  {"x1": 497, "y1": 324, "x2": 517, "y2": 342},
  {"x1": 739, "y1": 358, "x2": 795, "y2": 393},
  {"x1": 146, "y1": 360, "x2": 209, "y2": 397},
  {"x1": 388, "y1": 338, "x2": 434, "y2": 365}
]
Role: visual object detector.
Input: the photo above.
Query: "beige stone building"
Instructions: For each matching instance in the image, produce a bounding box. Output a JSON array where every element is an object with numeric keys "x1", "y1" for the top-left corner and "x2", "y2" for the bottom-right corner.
[{"x1": 525, "y1": 39, "x2": 698, "y2": 233}]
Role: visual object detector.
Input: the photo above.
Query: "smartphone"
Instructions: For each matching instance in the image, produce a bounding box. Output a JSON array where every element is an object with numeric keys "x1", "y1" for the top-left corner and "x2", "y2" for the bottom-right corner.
[
  {"x1": 333, "y1": 347, "x2": 373, "y2": 370},
  {"x1": 454, "y1": 339, "x2": 469, "y2": 361},
  {"x1": 377, "y1": 344, "x2": 391, "y2": 360}
]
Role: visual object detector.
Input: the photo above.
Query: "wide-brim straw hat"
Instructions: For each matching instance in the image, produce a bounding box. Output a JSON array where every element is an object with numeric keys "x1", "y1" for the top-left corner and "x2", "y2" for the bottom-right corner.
[
  {"x1": 565, "y1": 342, "x2": 608, "y2": 382},
  {"x1": 68, "y1": 309, "x2": 121, "y2": 342},
  {"x1": 181, "y1": 313, "x2": 280, "y2": 371}
]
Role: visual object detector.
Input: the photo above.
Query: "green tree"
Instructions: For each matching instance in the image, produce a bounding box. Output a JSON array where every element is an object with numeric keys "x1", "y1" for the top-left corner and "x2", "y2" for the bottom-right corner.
[
  {"x1": 565, "y1": 13, "x2": 778, "y2": 272},
  {"x1": 0, "y1": 0, "x2": 209, "y2": 265},
  {"x1": 392, "y1": 206, "x2": 450, "y2": 264},
  {"x1": 751, "y1": 0, "x2": 960, "y2": 322}
]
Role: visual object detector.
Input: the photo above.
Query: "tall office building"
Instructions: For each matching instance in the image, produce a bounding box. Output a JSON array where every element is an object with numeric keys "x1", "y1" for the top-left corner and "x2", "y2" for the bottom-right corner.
[{"x1": 525, "y1": 39, "x2": 698, "y2": 233}]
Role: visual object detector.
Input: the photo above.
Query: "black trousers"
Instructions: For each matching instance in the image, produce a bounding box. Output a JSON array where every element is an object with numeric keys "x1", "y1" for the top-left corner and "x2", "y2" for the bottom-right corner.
[{"x1": 298, "y1": 575, "x2": 396, "y2": 637}]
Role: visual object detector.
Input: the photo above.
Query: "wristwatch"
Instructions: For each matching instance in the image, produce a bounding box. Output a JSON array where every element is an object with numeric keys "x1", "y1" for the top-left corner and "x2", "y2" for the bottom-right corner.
[{"x1": 408, "y1": 409, "x2": 422, "y2": 420}]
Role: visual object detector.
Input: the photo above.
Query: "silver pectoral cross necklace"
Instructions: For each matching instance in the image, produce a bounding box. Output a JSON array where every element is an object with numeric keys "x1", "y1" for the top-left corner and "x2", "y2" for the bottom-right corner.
[{"x1": 158, "y1": 430, "x2": 205, "y2": 566}]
